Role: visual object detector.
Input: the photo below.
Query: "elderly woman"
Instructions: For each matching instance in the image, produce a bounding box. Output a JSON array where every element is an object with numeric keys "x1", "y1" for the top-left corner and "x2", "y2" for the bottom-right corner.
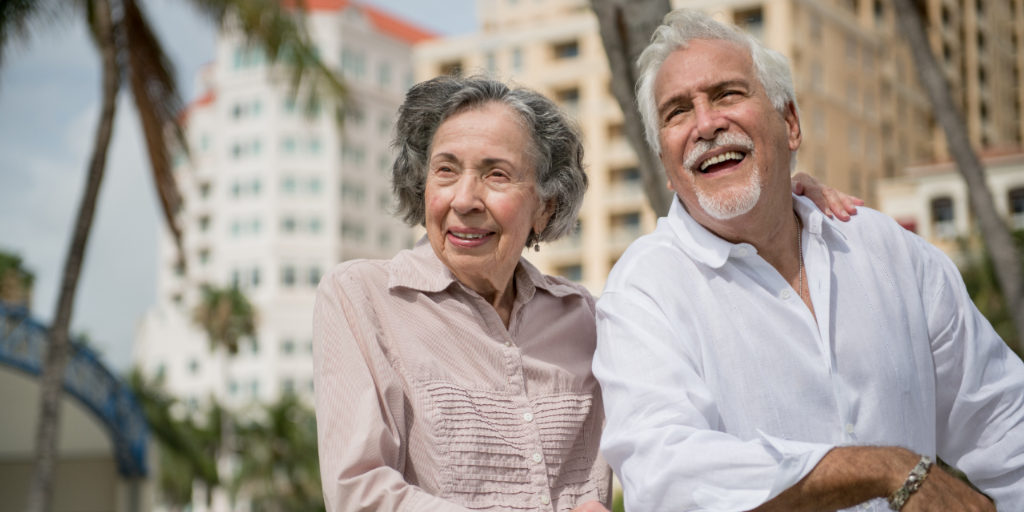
[{"x1": 312, "y1": 75, "x2": 857, "y2": 512}]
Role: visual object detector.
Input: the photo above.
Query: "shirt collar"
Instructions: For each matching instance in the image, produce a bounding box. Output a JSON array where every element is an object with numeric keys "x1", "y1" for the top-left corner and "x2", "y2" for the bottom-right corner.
[
  {"x1": 666, "y1": 194, "x2": 849, "y2": 269},
  {"x1": 387, "y1": 236, "x2": 586, "y2": 300}
]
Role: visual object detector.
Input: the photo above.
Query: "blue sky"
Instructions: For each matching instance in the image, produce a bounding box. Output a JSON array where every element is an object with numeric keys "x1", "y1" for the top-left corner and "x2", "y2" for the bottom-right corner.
[{"x1": 0, "y1": 0, "x2": 475, "y2": 371}]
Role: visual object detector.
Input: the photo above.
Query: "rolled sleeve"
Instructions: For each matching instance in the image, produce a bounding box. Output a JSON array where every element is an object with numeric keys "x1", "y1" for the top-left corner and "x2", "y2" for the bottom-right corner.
[
  {"x1": 593, "y1": 289, "x2": 831, "y2": 512},
  {"x1": 921, "y1": 239, "x2": 1024, "y2": 510}
]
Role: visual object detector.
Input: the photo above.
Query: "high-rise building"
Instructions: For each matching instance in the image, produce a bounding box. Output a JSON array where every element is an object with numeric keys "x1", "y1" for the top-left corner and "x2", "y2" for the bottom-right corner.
[
  {"x1": 133, "y1": 0, "x2": 434, "y2": 413},
  {"x1": 415, "y1": 0, "x2": 1024, "y2": 292}
]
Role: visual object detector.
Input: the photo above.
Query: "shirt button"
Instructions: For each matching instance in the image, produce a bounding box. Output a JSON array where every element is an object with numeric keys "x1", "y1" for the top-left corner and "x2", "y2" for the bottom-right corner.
[
  {"x1": 504, "y1": 341, "x2": 512, "y2": 347},
  {"x1": 523, "y1": 412, "x2": 534, "y2": 422},
  {"x1": 779, "y1": 289, "x2": 792, "y2": 300},
  {"x1": 845, "y1": 423, "x2": 855, "y2": 434},
  {"x1": 531, "y1": 452, "x2": 543, "y2": 463},
  {"x1": 539, "y1": 495, "x2": 550, "y2": 505}
]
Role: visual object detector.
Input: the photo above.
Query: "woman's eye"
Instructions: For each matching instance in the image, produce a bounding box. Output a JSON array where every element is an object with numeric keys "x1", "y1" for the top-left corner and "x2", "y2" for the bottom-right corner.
[{"x1": 487, "y1": 170, "x2": 511, "y2": 182}]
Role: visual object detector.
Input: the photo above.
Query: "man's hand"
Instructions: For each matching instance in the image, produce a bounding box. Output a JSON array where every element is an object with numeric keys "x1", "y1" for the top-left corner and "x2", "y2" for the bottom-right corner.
[
  {"x1": 791, "y1": 171, "x2": 864, "y2": 221},
  {"x1": 902, "y1": 466, "x2": 994, "y2": 512},
  {"x1": 571, "y1": 500, "x2": 611, "y2": 512}
]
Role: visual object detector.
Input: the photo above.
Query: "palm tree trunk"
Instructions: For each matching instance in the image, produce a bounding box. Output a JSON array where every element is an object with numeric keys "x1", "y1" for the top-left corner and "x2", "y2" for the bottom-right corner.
[
  {"x1": 892, "y1": 0, "x2": 1024, "y2": 351},
  {"x1": 25, "y1": 0, "x2": 120, "y2": 510},
  {"x1": 590, "y1": 0, "x2": 673, "y2": 216}
]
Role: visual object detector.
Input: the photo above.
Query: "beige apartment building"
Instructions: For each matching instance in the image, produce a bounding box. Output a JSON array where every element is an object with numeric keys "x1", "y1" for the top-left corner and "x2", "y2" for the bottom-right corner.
[{"x1": 415, "y1": 0, "x2": 1024, "y2": 292}]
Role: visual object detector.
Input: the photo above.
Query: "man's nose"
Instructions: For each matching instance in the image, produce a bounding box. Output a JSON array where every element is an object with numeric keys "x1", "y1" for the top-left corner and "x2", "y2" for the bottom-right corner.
[{"x1": 694, "y1": 101, "x2": 727, "y2": 141}]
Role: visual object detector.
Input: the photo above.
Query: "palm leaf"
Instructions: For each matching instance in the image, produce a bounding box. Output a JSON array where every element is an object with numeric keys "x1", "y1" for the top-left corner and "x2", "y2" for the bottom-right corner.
[{"x1": 123, "y1": 0, "x2": 185, "y2": 253}]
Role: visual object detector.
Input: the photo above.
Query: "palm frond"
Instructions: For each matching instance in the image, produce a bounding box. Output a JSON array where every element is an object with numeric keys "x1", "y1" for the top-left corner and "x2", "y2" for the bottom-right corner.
[
  {"x1": 188, "y1": 0, "x2": 346, "y2": 117},
  {"x1": 0, "y1": 0, "x2": 77, "y2": 68},
  {"x1": 122, "y1": 0, "x2": 185, "y2": 253}
]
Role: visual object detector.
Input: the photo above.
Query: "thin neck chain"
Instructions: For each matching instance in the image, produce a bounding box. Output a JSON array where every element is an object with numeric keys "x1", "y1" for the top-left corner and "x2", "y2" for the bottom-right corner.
[{"x1": 795, "y1": 212, "x2": 804, "y2": 302}]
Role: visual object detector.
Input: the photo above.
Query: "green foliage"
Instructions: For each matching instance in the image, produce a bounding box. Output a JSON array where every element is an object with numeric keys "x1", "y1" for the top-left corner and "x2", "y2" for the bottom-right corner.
[
  {"x1": 232, "y1": 393, "x2": 324, "y2": 511},
  {"x1": 128, "y1": 370, "x2": 220, "y2": 507},
  {"x1": 612, "y1": 489, "x2": 625, "y2": 512},
  {"x1": 958, "y1": 230, "x2": 1024, "y2": 355},
  {"x1": 0, "y1": 249, "x2": 35, "y2": 305},
  {"x1": 193, "y1": 284, "x2": 258, "y2": 354}
]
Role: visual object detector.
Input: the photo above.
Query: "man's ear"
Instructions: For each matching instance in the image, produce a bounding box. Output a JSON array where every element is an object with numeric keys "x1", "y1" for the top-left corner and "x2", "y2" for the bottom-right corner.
[{"x1": 785, "y1": 102, "x2": 802, "y2": 151}]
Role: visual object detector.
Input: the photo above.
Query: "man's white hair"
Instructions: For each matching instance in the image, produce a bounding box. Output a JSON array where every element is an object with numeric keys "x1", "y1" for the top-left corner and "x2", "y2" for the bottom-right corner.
[{"x1": 636, "y1": 9, "x2": 799, "y2": 157}]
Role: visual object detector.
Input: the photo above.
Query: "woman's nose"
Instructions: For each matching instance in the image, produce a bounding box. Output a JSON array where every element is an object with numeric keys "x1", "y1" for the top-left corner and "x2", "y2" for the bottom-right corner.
[{"x1": 451, "y1": 174, "x2": 484, "y2": 213}]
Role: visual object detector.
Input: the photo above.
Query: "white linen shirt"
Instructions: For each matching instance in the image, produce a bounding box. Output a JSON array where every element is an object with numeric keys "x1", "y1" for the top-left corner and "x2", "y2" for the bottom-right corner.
[{"x1": 593, "y1": 195, "x2": 1024, "y2": 511}]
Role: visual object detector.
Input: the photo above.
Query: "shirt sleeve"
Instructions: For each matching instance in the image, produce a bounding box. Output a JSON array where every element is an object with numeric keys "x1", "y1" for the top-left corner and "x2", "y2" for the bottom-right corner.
[
  {"x1": 593, "y1": 286, "x2": 831, "y2": 512},
  {"x1": 919, "y1": 237, "x2": 1024, "y2": 510},
  {"x1": 312, "y1": 266, "x2": 474, "y2": 512}
]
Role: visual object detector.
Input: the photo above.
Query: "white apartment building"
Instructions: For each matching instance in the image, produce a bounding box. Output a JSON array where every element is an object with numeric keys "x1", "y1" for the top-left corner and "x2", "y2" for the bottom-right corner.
[{"x1": 133, "y1": 0, "x2": 433, "y2": 413}]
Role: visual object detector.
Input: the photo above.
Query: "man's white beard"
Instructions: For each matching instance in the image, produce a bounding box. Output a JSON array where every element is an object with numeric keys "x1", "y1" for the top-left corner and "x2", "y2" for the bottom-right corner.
[
  {"x1": 695, "y1": 164, "x2": 761, "y2": 220},
  {"x1": 682, "y1": 132, "x2": 761, "y2": 220}
]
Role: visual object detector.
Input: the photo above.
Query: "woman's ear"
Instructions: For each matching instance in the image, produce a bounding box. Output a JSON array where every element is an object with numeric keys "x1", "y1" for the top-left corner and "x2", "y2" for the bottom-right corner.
[{"x1": 533, "y1": 199, "x2": 556, "y2": 236}]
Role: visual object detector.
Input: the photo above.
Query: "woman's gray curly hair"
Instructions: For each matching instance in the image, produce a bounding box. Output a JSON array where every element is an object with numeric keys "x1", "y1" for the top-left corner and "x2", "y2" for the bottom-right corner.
[{"x1": 391, "y1": 75, "x2": 587, "y2": 246}]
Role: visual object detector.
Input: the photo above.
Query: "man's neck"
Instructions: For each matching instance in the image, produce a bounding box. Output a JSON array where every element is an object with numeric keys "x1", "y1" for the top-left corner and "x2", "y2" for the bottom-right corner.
[{"x1": 689, "y1": 195, "x2": 800, "y2": 277}]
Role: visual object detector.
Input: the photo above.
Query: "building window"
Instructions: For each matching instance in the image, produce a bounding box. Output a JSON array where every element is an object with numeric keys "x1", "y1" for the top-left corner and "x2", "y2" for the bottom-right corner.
[
  {"x1": 309, "y1": 217, "x2": 323, "y2": 233},
  {"x1": 440, "y1": 60, "x2": 463, "y2": 77},
  {"x1": 610, "y1": 166, "x2": 642, "y2": 191},
  {"x1": 1009, "y1": 187, "x2": 1024, "y2": 229},
  {"x1": 282, "y1": 265, "x2": 297, "y2": 287},
  {"x1": 555, "y1": 87, "x2": 580, "y2": 114},
  {"x1": 485, "y1": 51, "x2": 497, "y2": 74},
  {"x1": 611, "y1": 211, "x2": 642, "y2": 243},
  {"x1": 512, "y1": 47, "x2": 524, "y2": 73},
  {"x1": 341, "y1": 47, "x2": 366, "y2": 79},
  {"x1": 282, "y1": 216, "x2": 297, "y2": 233},
  {"x1": 377, "y1": 62, "x2": 392, "y2": 88},
  {"x1": 282, "y1": 338, "x2": 296, "y2": 355},
  {"x1": 557, "y1": 264, "x2": 583, "y2": 282},
  {"x1": 931, "y1": 196, "x2": 956, "y2": 238},
  {"x1": 309, "y1": 266, "x2": 322, "y2": 286},
  {"x1": 251, "y1": 267, "x2": 261, "y2": 287},
  {"x1": 734, "y1": 7, "x2": 764, "y2": 41},
  {"x1": 553, "y1": 40, "x2": 579, "y2": 59},
  {"x1": 282, "y1": 137, "x2": 297, "y2": 154},
  {"x1": 188, "y1": 358, "x2": 200, "y2": 374},
  {"x1": 341, "y1": 221, "x2": 366, "y2": 241},
  {"x1": 199, "y1": 182, "x2": 212, "y2": 199},
  {"x1": 199, "y1": 215, "x2": 211, "y2": 232}
]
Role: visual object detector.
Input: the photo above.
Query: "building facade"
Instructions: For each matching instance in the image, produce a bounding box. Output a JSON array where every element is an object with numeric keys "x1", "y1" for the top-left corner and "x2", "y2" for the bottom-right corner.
[
  {"x1": 415, "y1": 0, "x2": 1024, "y2": 293},
  {"x1": 878, "y1": 150, "x2": 1024, "y2": 257},
  {"x1": 133, "y1": 1, "x2": 432, "y2": 414}
]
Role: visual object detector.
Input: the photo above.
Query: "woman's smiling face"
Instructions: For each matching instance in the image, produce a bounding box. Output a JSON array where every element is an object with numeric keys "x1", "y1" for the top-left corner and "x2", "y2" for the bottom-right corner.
[{"x1": 424, "y1": 102, "x2": 552, "y2": 295}]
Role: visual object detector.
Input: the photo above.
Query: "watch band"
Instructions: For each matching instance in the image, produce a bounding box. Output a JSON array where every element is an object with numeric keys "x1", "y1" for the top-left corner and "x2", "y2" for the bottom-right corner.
[{"x1": 887, "y1": 455, "x2": 933, "y2": 510}]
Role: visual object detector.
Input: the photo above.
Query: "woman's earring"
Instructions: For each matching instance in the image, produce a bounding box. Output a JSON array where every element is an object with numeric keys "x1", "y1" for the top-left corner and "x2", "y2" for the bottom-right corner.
[{"x1": 534, "y1": 242, "x2": 540, "y2": 252}]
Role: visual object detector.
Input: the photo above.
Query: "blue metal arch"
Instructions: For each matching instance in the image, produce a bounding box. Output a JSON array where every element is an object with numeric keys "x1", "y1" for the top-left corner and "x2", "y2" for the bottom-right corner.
[{"x1": 0, "y1": 302, "x2": 148, "y2": 478}]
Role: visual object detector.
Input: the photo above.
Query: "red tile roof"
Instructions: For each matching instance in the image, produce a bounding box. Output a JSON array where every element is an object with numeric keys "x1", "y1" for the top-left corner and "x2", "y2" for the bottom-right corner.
[
  {"x1": 179, "y1": 89, "x2": 216, "y2": 124},
  {"x1": 283, "y1": 0, "x2": 436, "y2": 44}
]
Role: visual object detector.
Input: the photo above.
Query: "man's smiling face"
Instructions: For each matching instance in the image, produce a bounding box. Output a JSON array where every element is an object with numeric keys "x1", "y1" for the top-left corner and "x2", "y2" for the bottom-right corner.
[{"x1": 654, "y1": 38, "x2": 801, "y2": 223}]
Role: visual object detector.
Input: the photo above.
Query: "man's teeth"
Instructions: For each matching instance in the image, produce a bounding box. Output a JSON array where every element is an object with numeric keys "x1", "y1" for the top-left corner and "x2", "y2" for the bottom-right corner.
[
  {"x1": 699, "y1": 151, "x2": 744, "y2": 171},
  {"x1": 452, "y1": 232, "x2": 486, "y2": 240}
]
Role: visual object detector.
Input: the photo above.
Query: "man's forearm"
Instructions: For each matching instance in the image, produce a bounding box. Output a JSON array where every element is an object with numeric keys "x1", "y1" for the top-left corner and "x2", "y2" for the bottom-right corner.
[{"x1": 749, "y1": 446, "x2": 918, "y2": 512}]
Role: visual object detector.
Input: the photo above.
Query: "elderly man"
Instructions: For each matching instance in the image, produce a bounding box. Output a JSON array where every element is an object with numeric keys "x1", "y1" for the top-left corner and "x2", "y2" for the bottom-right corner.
[{"x1": 592, "y1": 9, "x2": 1024, "y2": 512}]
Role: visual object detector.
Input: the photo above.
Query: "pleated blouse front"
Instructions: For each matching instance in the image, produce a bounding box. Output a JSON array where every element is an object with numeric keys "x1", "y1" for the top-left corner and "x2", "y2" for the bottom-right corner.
[{"x1": 313, "y1": 242, "x2": 610, "y2": 512}]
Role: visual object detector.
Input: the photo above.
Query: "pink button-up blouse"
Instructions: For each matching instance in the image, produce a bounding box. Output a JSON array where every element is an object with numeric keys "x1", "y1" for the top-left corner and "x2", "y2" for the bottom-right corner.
[{"x1": 313, "y1": 242, "x2": 611, "y2": 511}]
